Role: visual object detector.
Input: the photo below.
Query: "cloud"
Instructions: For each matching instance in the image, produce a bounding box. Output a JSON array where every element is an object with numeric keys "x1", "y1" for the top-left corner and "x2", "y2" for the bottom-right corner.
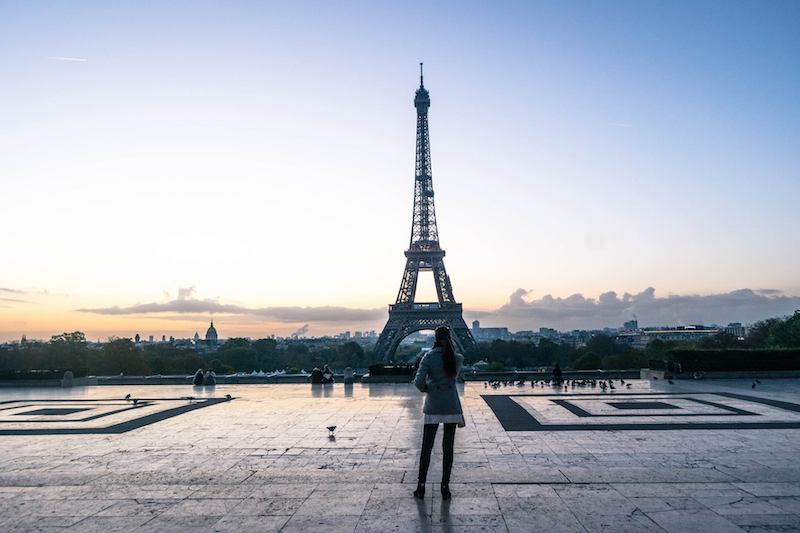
[
  {"x1": 50, "y1": 56, "x2": 87, "y2": 62},
  {"x1": 73, "y1": 287, "x2": 800, "y2": 332},
  {"x1": 77, "y1": 294, "x2": 384, "y2": 323},
  {"x1": 756, "y1": 289, "x2": 782, "y2": 295},
  {"x1": 467, "y1": 287, "x2": 800, "y2": 331},
  {"x1": 0, "y1": 288, "x2": 27, "y2": 294},
  {"x1": 291, "y1": 324, "x2": 310, "y2": 337},
  {"x1": 610, "y1": 122, "x2": 634, "y2": 128},
  {"x1": 177, "y1": 286, "x2": 196, "y2": 300},
  {"x1": 0, "y1": 297, "x2": 30, "y2": 304}
]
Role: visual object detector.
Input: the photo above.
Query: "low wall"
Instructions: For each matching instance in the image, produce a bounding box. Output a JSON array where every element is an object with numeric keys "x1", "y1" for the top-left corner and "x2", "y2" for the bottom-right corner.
[
  {"x1": 0, "y1": 377, "x2": 98, "y2": 388},
  {"x1": 463, "y1": 370, "x2": 641, "y2": 381}
]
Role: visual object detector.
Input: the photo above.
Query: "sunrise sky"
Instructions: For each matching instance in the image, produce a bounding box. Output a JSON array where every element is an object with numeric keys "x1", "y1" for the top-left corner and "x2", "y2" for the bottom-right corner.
[{"x1": 1, "y1": 1, "x2": 799, "y2": 341}]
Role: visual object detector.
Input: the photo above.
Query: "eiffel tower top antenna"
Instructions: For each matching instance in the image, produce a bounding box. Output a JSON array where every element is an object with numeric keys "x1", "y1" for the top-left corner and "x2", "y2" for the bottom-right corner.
[{"x1": 419, "y1": 62, "x2": 423, "y2": 87}]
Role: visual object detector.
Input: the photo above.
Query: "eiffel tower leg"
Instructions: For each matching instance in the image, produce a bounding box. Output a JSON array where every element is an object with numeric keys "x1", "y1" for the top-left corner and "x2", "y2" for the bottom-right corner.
[
  {"x1": 432, "y1": 259, "x2": 455, "y2": 304},
  {"x1": 396, "y1": 258, "x2": 420, "y2": 304},
  {"x1": 449, "y1": 316, "x2": 477, "y2": 353},
  {"x1": 374, "y1": 314, "x2": 405, "y2": 362}
]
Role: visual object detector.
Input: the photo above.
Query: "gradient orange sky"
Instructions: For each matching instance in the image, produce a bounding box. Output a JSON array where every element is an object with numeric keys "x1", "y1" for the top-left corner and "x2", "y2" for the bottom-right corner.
[{"x1": 2, "y1": 2, "x2": 799, "y2": 341}]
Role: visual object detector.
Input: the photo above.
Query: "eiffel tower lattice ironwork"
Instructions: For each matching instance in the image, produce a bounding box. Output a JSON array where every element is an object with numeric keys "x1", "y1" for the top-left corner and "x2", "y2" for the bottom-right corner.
[{"x1": 374, "y1": 65, "x2": 476, "y2": 361}]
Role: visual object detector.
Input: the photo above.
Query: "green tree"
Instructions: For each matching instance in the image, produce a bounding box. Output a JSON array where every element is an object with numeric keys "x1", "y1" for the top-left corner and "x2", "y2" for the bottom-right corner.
[
  {"x1": 574, "y1": 352, "x2": 602, "y2": 370},
  {"x1": 486, "y1": 361, "x2": 505, "y2": 371},
  {"x1": 218, "y1": 347, "x2": 257, "y2": 372},
  {"x1": 585, "y1": 334, "x2": 616, "y2": 357},
  {"x1": 536, "y1": 338, "x2": 561, "y2": 365},
  {"x1": 101, "y1": 338, "x2": 149, "y2": 375},
  {"x1": 768, "y1": 313, "x2": 800, "y2": 348},
  {"x1": 208, "y1": 359, "x2": 235, "y2": 374},
  {"x1": 745, "y1": 318, "x2": 781, "y2": 348},
  {"x1": 337, "y1": 342, "x2": 366, "y2": 367},
  {"x1": 47, "y1": 331, "x2": 89, "y2": 375},
  {"x1": 697, "y1": 333, "x2": 739, "y2": 349},
  {"x1": 602, "y1": 350, "x2": 642, "y2": 370}
]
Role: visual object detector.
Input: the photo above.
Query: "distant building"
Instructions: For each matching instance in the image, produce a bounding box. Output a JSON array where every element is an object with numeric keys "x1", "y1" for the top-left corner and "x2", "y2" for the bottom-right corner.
[
  {"x1": 724, "y1": 322, "x2": 746, "y2": 339},
  {"x1": 511, "y1": 330, "x2": 539, "y2": 343},
  {"x1": 616, "y1": 325, "x2": 719, "y2": 349},
  {"x1": 193, "y1": 332, "x2": 200, "y2": 343},
  {"x1": 205, "y1": 321, "x2": 218, "y2": 346},
  {"x1": 623, "y1": 319, "x2": 639, "y2": 331},
  {"x1": 471, "y1": 320, "x2": 511, "y2": 342},
  {"x1": 539, "y1": 327, "x2": 558, "y2": 339}
]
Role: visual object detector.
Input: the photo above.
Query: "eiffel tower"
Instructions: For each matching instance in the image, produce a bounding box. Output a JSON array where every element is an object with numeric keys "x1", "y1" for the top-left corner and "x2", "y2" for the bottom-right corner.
[{"x1": 375, "y1": 65, "x2": 476, "y2": 361}]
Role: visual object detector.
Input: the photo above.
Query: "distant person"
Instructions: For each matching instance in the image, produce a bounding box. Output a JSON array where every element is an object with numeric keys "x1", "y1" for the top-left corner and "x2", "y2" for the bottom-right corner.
[
  {"x1": 552, "y1": 362, "x2": 563, "y2": 384},
  {"x1": 310, "y1": 367, "x2": 324, "y2": 384},
  {"x1": 322, "y1": 364, "x2": 334, "y2": 384},
  {"x1": 193, "y1": 369, "x2": 204, "y2": 386},
  {"x1": 413, "y1": 326, "x2": 464, "y2": 501},
  {"x1": 203, "y1": 369, "x2": 216, "y2": 386}
]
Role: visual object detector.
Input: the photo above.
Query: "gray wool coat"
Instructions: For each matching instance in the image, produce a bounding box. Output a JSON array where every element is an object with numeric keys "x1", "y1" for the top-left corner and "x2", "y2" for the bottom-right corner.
[{"x1": 413, "y1": 347, "x2": 464, "y2": 415}]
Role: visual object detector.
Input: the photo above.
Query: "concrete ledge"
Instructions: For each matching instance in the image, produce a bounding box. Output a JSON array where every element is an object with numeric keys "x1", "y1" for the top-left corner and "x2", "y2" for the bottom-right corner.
[{"x1": 360, "y1": 373, "x2": 413, "y2": 383}]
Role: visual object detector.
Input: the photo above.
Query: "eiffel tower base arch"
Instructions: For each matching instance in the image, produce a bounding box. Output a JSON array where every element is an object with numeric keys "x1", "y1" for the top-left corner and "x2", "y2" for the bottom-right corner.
[{"x1": 374, "y1": 304, "x2": 476, "y2": 362}]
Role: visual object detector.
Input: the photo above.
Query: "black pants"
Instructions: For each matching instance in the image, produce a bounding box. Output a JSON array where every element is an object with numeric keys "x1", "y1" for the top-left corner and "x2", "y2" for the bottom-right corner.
[{"x1": 417, "y1": 423, "x2": 457, "y2": 485}]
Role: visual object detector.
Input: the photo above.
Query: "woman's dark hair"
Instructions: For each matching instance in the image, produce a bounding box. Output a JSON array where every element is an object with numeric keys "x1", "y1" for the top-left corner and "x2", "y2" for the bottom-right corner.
[{"x1": 434, "y1": 326, "x2": 457, "y2": 378}]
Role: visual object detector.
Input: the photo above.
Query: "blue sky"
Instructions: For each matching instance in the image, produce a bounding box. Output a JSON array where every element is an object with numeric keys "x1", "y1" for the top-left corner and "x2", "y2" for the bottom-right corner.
[{"x1": 1, "y1": 1, "x2": 798, "y2": 339}]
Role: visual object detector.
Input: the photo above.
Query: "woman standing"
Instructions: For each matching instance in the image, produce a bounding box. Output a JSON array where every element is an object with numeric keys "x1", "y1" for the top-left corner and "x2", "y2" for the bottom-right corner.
[{"x1": 412, "y1": 326, "x2": 465, "y2": 500}]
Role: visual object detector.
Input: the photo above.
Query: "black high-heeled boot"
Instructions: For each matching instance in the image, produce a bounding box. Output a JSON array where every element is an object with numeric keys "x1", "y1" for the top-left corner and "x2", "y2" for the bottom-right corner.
[
  {"x1": 440, "y1": 483, "x2": 451, "y2": 500},
  {"x1": 413, "y1": 482, "x2": 425, "y2": 499}
]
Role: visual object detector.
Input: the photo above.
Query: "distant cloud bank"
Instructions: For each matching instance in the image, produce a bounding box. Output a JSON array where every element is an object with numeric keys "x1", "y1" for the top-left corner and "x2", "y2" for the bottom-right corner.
[
  {"x1": 468, "y1": 287, "x2": 800, "y2": 330},
  {"x1": 76, "y1": 287, "x2": 800, "y2": 331},
  {"x1": 77, "y1": 290, "x2": 383, "y2": 323}
]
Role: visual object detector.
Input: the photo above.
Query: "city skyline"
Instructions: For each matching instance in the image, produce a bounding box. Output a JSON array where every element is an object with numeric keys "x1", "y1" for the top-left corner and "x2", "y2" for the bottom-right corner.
[{"x1": 2, "y1": 1, "x2": 799, "y2": 341}]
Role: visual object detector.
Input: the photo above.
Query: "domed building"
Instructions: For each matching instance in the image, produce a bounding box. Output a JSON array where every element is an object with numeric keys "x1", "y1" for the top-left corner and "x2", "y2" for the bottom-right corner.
[{"x1": 205, "y1": 321, "x2": 218, "y2": 346}]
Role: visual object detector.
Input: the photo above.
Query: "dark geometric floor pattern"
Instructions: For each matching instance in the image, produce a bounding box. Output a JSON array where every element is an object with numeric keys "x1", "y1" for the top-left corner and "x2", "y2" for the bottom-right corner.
[
  {"x1": 0, "y1": 397, "x2": 230, "y2": 435},
  {"x1": 482, "y1": 392, "x2": 800, "y2": 431}
]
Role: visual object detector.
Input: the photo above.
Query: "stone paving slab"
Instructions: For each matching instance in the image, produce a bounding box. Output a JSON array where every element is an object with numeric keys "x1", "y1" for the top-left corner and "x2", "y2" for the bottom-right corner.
[{"x1": 1, "y1": 379, "x2": 800, "y2": 531}]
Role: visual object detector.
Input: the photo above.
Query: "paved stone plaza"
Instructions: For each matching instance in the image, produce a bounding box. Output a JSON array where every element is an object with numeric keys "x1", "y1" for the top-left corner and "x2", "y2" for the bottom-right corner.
[{"x1": 2, "y1": 379, "x2": 800, "y2": 532}]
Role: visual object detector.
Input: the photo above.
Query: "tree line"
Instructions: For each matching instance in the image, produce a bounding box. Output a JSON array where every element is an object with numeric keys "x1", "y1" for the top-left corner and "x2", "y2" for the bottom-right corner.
[
  {"x1": 0, "y1": 334, "x2": 375, "y2": 378},
  {"x1": 1, "y1": 312, "x2": 798, "y2": 377}
]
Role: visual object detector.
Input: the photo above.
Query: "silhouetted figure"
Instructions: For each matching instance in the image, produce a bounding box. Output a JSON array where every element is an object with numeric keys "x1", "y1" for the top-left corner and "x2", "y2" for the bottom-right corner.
[
  {"x1": 413, "y1": 326, "x2": 464, "y2": 501},
  {"x1": 192, "y1": 369, "x2": 204, "y2": 386},
  {"x1": 310, "y1": 367, "x2": 324, "y2": 384},
  {"x1": 552, "y1": 363, "x2": 563, "y2": 384},
  {"x1": 203, "y1": 370, "x2": 216, "y2": 386},
  {"x1": 322, "y1": 364, "x2": 334, "y2": 384}
]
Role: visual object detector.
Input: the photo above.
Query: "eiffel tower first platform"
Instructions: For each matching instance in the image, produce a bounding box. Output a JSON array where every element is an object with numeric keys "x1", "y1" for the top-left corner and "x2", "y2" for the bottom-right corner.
[{"x1": 374, "y1": 65, "x2": 476, "y2": 361}]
